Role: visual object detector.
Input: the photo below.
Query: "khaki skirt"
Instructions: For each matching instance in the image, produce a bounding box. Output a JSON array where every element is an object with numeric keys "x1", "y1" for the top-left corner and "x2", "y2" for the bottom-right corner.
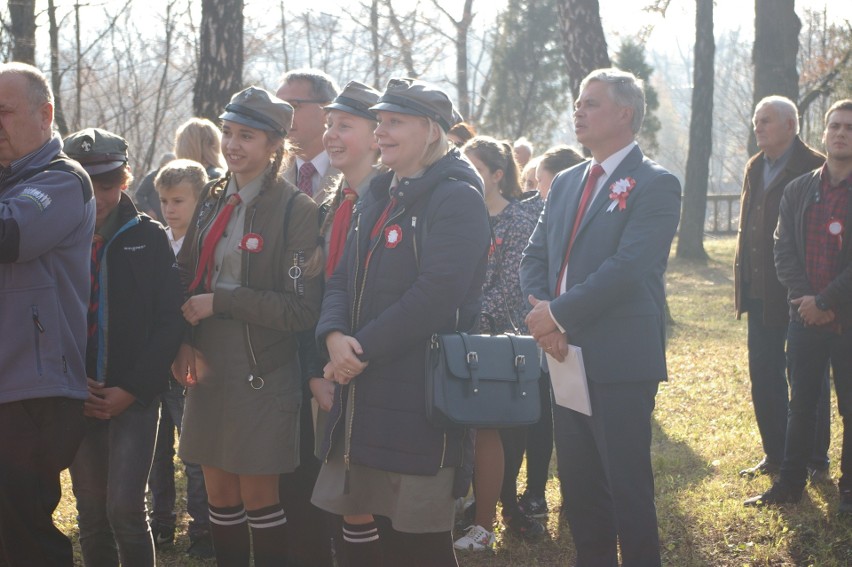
[
  {"x1": 179, "y1": 317, "x2": 302, "y2": 475},
  {"x1": 311, "y1": 386, "x2": 456, "y2": 533}
]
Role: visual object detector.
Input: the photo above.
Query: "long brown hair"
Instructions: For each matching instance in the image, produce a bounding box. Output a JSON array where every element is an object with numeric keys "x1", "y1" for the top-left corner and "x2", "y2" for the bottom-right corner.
[{"x1": 463, "y1": 135, "x2": 523, "y2": 200}]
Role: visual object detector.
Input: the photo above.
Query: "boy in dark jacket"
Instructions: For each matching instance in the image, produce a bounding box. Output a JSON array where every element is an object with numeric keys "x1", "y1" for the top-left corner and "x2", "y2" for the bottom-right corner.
[{"x1": 64, "y1": 128, "x2": 185, "y2": 567}]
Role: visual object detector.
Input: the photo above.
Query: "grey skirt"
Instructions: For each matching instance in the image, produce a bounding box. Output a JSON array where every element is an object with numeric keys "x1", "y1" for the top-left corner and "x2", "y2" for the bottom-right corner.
[
  {"x1": 311, "y1": 425, "x2": 456, "y2": 533},
  {"x1": 178, "y1": 317, "x2": 302, "y2": 475}
]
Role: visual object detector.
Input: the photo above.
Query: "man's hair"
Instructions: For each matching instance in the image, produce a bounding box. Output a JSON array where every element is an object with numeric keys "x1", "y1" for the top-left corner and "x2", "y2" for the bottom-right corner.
[
  {"x1": 579, "y1": 68, "x2": 646, "y2": 134},
  {"x1": 513, "y1": 137, "x2": 534, "y2": 154},
  {"x1": 0, "y1": 62, "x2": 54, "y2": 110},
  {"x1": 278, "y1": 69, "x2": 340, "y2": 102},
  {"x1": 755, "y1": 95, "x2": 800, "y2": 134},
  {"x1": 154, "y1": 159, "x2": 208, "y2": 198},
  {"x1": 825, "y1": 99, "x2": 852, "y2": 125}
]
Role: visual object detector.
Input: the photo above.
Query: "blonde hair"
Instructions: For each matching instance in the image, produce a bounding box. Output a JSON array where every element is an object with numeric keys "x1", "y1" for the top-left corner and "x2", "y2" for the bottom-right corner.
[
  {"x1": 154, "y1": 159, "x2": 208, "y2": 197},
  {"x1": 420, "y1": 117, "x2": 454, "y2": 170},
  {"x1": 174, "y1": 118, "x2": 225, "y2": 170}
]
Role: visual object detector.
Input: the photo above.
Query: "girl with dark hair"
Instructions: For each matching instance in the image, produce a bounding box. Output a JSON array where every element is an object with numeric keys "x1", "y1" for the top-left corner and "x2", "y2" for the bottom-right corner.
[
  {"x1": 455, "y1": 137, "x2": 544, "y2": 550},
  {"x1": 172, "y1": 86, "x2": 323, "y2": 566}
]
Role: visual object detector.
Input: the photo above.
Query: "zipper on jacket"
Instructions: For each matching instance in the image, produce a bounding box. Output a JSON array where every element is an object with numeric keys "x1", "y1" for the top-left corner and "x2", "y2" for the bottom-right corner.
[
  {"x1": 343, "y1": 382, "x2": 357, "y2": 494},
  {"x1": 243, "y1": 206, "x2": 263, "y2": 390},
  {"x1": 353, "y1": 206, "x2": 406, "y2": 329},
  {"x1": 439, "y1": 431, "x2": 448, "y2": 467},
  {"x1": 32, "y1": 305, "x2": 44, "y2": 376},
  {"x1": 412, "y1": 216, "x2": 419, "y2": 267}
]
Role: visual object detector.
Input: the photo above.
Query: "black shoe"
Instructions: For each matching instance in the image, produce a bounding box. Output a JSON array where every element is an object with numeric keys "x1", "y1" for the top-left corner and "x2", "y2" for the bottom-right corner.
[
  {"x1": 502, "y1": 511, "x2": 546, "y2": 540},
  {"x1": 517, "y1": 490, "x2": 548, "y2": 518},
  {"x1": 744, "y1": 483, "x2": 802, "y2": 507},
  {"x1": 739, "y1": 458, "x2": 780, "y2": 479},
  {"x1": 839, "y1": 489, "x2": 852, "y2": 516},
  {"x1": 807, "y1": 467, "x2": 833, "y2": 486},
  {"x1": 187, "y1": 529, "x2": 215, "y2": 559},
  {"x1": 149, "y1": 519, "x2": 175, "y2": 547}
]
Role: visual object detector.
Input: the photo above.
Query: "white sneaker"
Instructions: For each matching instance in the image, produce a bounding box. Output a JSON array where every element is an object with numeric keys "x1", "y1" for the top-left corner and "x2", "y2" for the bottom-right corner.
[{"x1": 453, "y1": 524, "x2": 495, "y2": 551}]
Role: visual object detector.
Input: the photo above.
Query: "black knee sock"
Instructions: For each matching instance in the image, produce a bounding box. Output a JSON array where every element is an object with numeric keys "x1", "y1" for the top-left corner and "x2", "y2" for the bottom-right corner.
[
  {"x1": 209, "y1": 503, "x2": 250, "y2": 567},
  {"x1": 342, "y1": 519, "x2": 381, "y2": 567},
  {"x1": 247, "y1": 503, "x2": 288, "y2": 567},
  {"x1": 374, "y1": 515, "x2": 457, "y2": 567}
]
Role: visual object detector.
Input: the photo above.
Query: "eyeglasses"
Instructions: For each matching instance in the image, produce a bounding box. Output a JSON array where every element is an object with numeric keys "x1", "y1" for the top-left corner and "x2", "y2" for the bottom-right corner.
[{"x1": 287, "y1": 98, "x2": 329, "y2": 109}]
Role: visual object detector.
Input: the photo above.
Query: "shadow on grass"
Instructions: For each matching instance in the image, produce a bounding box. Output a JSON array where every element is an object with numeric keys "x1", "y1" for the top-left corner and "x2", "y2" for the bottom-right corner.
[{"x1": 651, "y1": 415, "x2": 719, "y2": 566}]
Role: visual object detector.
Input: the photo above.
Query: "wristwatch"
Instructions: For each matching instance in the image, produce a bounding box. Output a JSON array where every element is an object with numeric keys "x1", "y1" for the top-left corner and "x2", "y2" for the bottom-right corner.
[{"x1": 815, "y1": 295, "x2": 830, "y2": 311}]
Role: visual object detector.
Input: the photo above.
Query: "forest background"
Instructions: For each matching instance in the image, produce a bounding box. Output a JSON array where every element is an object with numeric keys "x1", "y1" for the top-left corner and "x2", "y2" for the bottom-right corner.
[{"x1": 2, "y1": 0, "x2": 851, "y2": 256}]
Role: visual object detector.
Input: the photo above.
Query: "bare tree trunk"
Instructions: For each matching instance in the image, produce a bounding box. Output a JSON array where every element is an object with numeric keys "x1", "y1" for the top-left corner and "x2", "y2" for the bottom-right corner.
[
  {"x1": 749, "y1": 0, "x2": 800, "y2": 155},
  {"x1": 74, "y1": 2, "x2": 81, "y2": 131},
  {"x1": 280, "y1": 2, "x2": 289, "y2": 71},
  {"x1": 431, "y1": 0, "x2": 474, "y2": 120},
  {"x1": 8, "y1": 0, "x2": 35, "y2": 64},
  {"x1": 371, "y1": 0, "x2": 380, "y2": 87},
  {"x1": 385, "y1": 1, "x2": 417, "y2": 77},
  {"x1": 556, "y1": 0, "x2": 610, "y2": 101},
  {"x1": 677, "y1": 0, "x2": 714, "y2": 262},
  {"x1": 47, "y1": 0, "x2": 68, "y2": 135},
  {"x1": 142, "y1": 1, "x2": 176, "y2": 173},
  {"x1": 194, "y1": 0, "x2": 243, "y2": 123}
]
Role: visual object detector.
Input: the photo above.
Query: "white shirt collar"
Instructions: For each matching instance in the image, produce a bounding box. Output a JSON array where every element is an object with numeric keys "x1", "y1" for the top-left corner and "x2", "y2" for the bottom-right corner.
[
  {"x1": 296, "y1": 151, "x2": 331, "y2": 178},
  {"x1": 594, "y1": 141, "x2": 637, "y2": 180}
]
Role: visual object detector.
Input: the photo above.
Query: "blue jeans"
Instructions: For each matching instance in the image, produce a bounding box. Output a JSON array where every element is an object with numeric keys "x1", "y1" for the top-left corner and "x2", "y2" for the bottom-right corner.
[
  {"x1": 69, "y1": 402, "x2": 159, "y2": 567},
  {"x1": 148, "y1": 378, "x2": 209, "y2": 535},
  {"x1": 746, "y1": 299, "x2": 831, "y2": 468},
  {"x1": 780, "y1": 322, "x2": 852, "y2": 493}
]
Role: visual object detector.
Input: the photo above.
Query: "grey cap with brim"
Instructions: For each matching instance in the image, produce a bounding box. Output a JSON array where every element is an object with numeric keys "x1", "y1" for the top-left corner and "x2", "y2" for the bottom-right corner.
[
  {"x1": 219, "y1": 86, "x2": 293, "y2": 137},
  {"x1": 370, "y1": 78, "x2": 458, "y2": 132},
  {"x1": 63, "y1": 128, "x2": 129, "y2": 176},
  {"x1": 324, "y1": 81, "x2": 380, "y2": 121}
]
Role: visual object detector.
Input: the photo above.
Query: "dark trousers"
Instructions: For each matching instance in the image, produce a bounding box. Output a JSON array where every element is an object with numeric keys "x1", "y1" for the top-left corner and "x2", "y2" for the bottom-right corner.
[
  {"x1": 279, "y1": 391, "x2": 337, "y2": 567},
  {"x1": 746, "y1": 299, "x2": 830, "y2": 468},
  {"x1": 148, "y1": 378, "x2": 209, "y2": 535},
  {"x1": 554, "y1": 380, "x2": 660, "y2": 567},
  {"x1": 780, "y1": 322, "x2": 852, "y2": 492},
  {"x1": 0, "y1": 397, "x2": 85, "y2": 567},
  {"x1": 526, "y1": 371, "x2": 554, "y2": 495}
]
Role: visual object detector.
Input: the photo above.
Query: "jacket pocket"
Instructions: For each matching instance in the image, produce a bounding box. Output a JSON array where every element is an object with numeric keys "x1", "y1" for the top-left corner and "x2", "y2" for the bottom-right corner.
[
  {"x1": 0, "y1": 284, "x2": 63, "y2": 381},
  {"x1": 32, "y1": 305, "x2": 46, "y2": 375}
]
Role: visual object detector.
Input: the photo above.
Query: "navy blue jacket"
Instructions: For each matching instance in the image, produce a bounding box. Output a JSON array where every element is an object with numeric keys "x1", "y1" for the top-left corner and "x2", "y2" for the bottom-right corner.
[{"x1": 316, "y1": 149, "x2": 490, "y2": 476}]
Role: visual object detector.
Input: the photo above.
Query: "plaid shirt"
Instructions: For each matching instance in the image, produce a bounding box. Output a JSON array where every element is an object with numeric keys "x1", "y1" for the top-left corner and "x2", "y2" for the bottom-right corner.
[{"x1": 805, "y1": 164, "x2": 851, "y2": 294}]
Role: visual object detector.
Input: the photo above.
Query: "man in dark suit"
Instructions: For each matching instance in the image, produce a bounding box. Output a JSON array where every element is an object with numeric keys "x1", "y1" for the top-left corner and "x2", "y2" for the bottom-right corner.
[
  {"x1": 521, "y1": 68, "x2": 681, "y2": 567},
  {"x1": 734, "y1": 96, "x2": 829, "y2": 481}
]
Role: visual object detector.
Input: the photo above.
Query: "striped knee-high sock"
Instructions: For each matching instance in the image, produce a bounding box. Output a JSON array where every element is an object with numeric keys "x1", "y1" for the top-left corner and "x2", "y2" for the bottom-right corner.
[
  {"x1": 342, "y1": 519, "x2": 381, "y2": 567},
  {"x1": 247, "y1": 504, "x2": 288, "y2": 567},
  {"x1": 208, "y1": 503, "x2": 250, "y2": 567}
]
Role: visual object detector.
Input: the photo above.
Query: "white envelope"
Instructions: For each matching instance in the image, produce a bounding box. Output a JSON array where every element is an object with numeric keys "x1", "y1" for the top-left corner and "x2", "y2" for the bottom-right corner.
[{"x1": 547, "y1": 345, "x2": 592, "y2": 416}]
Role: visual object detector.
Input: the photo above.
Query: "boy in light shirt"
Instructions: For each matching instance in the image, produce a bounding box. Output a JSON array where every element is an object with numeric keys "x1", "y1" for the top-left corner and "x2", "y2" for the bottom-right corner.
[{"x1": 148, "y1": 159, "x2": 214, "y2": 558}]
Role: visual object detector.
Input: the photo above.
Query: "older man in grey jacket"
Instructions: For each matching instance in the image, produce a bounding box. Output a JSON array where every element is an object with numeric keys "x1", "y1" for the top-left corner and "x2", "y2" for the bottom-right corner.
[{"x1": 0, "y1": 63, "x2": 95, "y2": 566}]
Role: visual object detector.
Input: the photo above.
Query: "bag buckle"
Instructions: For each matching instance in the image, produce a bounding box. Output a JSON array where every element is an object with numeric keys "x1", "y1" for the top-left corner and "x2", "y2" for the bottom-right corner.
[
  {"x1": 466, "y1": 351, "x2": 478, "y2": 366},
  {"x1": 514, "y1": 354, "x2": 526, "y2": 368}
]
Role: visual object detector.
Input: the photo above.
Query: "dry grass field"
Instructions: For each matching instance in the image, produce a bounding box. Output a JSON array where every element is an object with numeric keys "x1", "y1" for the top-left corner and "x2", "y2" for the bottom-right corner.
[{"x1": 55, "y1": 235, "x2": 852, "y2": 566}]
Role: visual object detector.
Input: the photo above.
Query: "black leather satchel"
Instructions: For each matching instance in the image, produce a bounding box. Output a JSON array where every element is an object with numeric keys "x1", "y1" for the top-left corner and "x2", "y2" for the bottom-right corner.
[{"x1": 425, "y1": 331, "x2": 541, "y2": 429}]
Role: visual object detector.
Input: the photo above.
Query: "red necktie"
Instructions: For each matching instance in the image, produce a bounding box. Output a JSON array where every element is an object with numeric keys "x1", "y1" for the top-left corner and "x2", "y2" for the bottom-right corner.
[
  {"x1": 298, "y1": 161, "x2": 317, "y2": 197},
  {"x1": 325, "y1": 187, "x2": 357, "y2": 278},
  {"x1": 189, "y1": 193, "x2": 241, "y2": 293},
  {"x1": 555, "y1": 164, "x2": 605, "y2": 295}
]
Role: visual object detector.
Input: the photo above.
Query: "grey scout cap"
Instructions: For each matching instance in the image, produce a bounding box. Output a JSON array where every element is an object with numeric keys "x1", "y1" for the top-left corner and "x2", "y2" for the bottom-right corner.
[
  {"x1": 63, "y1": 128, "x2": 128, "y2": 176},
  {"x1": 220, "y1": 86, "x2": 293, "y2": 138},
  {"x1": 370, "y1": 78, "x2": 458, "y2": 132},
  {"x1": 324, "y1": 81, "x2": 381, "y2": 121}
]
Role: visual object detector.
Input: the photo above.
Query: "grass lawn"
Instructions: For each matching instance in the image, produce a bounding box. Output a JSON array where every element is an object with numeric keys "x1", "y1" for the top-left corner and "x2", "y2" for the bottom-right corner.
[{"x1": 55, "y1": 235, "x2": 852, "y2": 566}]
